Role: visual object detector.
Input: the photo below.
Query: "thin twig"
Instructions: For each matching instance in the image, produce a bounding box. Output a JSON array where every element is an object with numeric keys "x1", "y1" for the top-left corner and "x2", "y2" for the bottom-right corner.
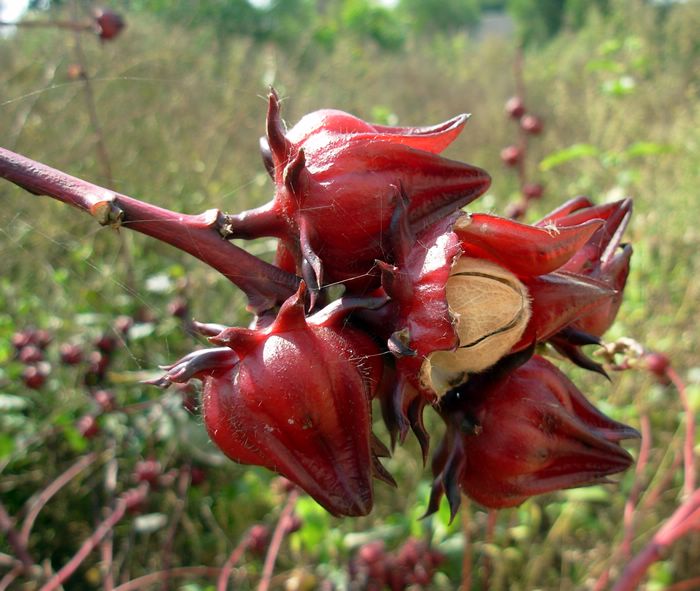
[
  {"x1": 161, "y1": 468, "x2": 191, "y2": 591},
  {"x1": 594, "y1": 414, "x2": 652, "y2": 591},
  {"x1": 621, "y1": 414, "x2": 652, "y2": 559},
  {"x1": 0, "y1": 565, "x2": 22, "y2": 591},
  {"x1": 667, "y1": 367, "x2": 696, "y2": 497},
  {"x1": 111, "y1": 566, "x2": 222, "y2": 591},
  {"x1": 19, "y1": 452, "x2": 98, "y2": 545},
  {"x1": 257, "y1": 489, "x2": 299, "y2": 591},
  {"x1": 72, "y1": 28, "x2": 113, "y2": 185},
  {"x1": 0, "y1": 501, "x2": 34, "y2": 572},
  {"x1": 216, "y1": 529, "x2": 253, "y2": 591},
  {"x1": 459, "y1": 494, "x2": 472, "y2": 591},
  {"x1": 99, "y1": 452, "x2": 119, "y2": 591},
  {"x1": 481, "y1": 509, "x2": 498, "y2": 591},
  {"x1": 41, "y1": 484, "x2": 149, "y2": 591}
]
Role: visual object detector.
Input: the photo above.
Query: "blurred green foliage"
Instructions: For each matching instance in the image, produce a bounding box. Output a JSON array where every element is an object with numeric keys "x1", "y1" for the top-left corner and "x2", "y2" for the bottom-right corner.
[{"x1": 1, "y1": 0, "x2": 700, "y2": 588}]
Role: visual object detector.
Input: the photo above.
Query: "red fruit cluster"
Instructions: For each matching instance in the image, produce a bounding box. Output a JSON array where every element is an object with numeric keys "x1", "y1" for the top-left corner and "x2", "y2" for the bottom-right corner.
[
  {"x1": 154, "y1": 92, "x2": 637, "y2": 517},
  {"x1": 349, "y1": 538, "x2": 444, "y2": 590},
  {"x1": 501, "y1": 95, "x2": 546, "y2": 216}
]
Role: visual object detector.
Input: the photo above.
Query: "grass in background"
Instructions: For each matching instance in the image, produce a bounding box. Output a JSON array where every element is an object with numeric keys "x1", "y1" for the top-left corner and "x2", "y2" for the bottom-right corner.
[{"x1": 1, "y1": 0, "x2": 699, "y2": 588}]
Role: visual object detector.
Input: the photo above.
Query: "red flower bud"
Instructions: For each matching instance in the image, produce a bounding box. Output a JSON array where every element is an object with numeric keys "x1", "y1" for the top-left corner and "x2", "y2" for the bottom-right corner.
[
  {"x1": 643, "y1": 352, "x2": 670, "y2": 380},
  {"x1": 520, "y1": 114, "x2": 543, "y2": 135},
  {"x1": 155, "y1": 284, "x2": 390, "y2": 516},
  {"x1": 505, "y1": 96, "x2": 526, "y2": 119},
  {"x1": 500, "y1": 145, "x2": 522, "y2": 167},
  {"x1": 93, "y1": 389, "x2": 116, "y2": 412},
  {"x1": 134, "y1": 459, "x2": 162, "y2": 486},
  {"x1": 93, "y1": 8, "x2": 125, "y2": 41},
  {"x1": 523, "y1": 182, "x2": 544, "y2": 200},
  {"x1": 428, "y1": 356, "x2": 638, "y2": 514},
  {"x1": 59, "y1": 343, "x2": 83, "y2": 365},
  {"x1": 22, "y1": 365, "x2": 48, "y2": 389},
  {"x1": 228, "y1": 91, "x2": 490, "y2": 293},
  {"x1": 76, "y1": 414, "x2": 100, "y2": 439},
  {"x1": 19, "y1": 345, "x2": 44, "y2": 364}
]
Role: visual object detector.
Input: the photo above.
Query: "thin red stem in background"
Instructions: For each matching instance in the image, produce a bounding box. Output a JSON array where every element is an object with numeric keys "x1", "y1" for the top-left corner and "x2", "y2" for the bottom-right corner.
[
  {"x1": 71, "y1": 1, "x2": 112, "y2": 187},
  {"x1": 481, "y1": 509, "x2": 498, "y2": 591},
  {"x1": 99, "y1": 452, "x2": 119, "y2": 591},
  {"x1": 41, "y1": 484, "x2": 149, "y2": 591},
  {"x1": 0, "y1": 565, "x2": 23, "y2": 591},
  {"x1": 257, "y1": 489, "x2": 299, "y2": 591},
  {"x1": 0, "y1": 147, "x2": 299, "y2": 312},
  {"x1": 593, "y1": 414, "x2": 652, "y2": 591},
  {"x1": 513, "y1": 48, "x2": 529, "y2": 195},
  {"x1": 111, "y1": 566, "x2": 223, "y2": 591},
  {"x1": 621, "y1": 414, "x2": 652, "y2": 559},
  {"x1": 612, "y1": 489, "x2": 700, "y2": 591},
  {"x1": 667, "y1": 367, "x2": 696, "y2": 497},
  {"x1": 0, "y1": 502, "x2": 34, "y2": 573},
  {"x1": 216, "y1": 529, "x2": 253, "y2": 591},
  {"x1": 161, "y1": 468, "x2": 191, "y2": 591},
  {"x1": 459, "y1": 495, "x2": 472, "y2": 591},
  {"x1": 19, "y1": 452, "x2": 98, "y2": 545}
]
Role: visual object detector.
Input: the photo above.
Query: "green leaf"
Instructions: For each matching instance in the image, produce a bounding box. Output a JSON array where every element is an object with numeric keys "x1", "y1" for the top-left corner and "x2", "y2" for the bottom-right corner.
[
  {"x1": 601, "y1": 76, "x2": 636, "y2": 97},
  {"x1": 539, "y1": 144, "x2": 600, "y2": 171},
  {"x1": 585, "y1": 59, "x2": 623, "y2": 73},
  {"x1": 622, "y1": 141, "x2": 673, "y2": 159},
  {"x1": 0, "y1": 433, "x2": 15, "y2": 459}
]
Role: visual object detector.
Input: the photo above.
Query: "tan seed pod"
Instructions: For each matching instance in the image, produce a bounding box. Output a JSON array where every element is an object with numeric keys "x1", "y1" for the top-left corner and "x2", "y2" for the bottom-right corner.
[{"x1": 421, "y1": 257, "x2": 531, "y2": 397}]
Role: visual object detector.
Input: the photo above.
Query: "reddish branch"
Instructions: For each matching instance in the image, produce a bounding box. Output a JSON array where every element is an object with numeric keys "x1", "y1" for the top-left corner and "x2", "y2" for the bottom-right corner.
[
  {"x1": 0, "y1": 501, "x2": 34, "y2": 573},
  {"x1": 667, "y1": 367, "x2": 696, "y2": 497},
  {"x1": 594, "y1": 414, "x2": 652, "y2": 591},
  {"x1": 612, "y1": 489, "x2": 700, "y2": 591},
  {"x1": 257, "y1": 489, "x2": 299, "y2": 591},
  {"x1": 0, "y1": 147, "x2": 299, "y2": 312},
  {"x1": 216, "y1": 529, "x2": 254, "y2": 591},
  {"x1": 41, "y1": 484, "x2": 149, "y2": 591},
  {"x1": 19, "y1": 451, "x2": 98, "y2": 545},
  {"x1": 111, "y1": 566, "x2": 223, "y2": 591}
]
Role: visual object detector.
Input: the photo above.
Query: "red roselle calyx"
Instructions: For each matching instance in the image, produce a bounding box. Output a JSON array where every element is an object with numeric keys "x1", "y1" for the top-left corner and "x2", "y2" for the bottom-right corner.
[
  {"x1": 154, "y1": 284, "x2": 390, "y2": 516},
  {"x1": 92, "y1": 8, "x2": 125, "y2": 41},
  {"x1": 411, "y1": 206, "x2": 618, "y2": 398},
  {"x1": 224, "y1": 90, "x2": 490, "y2": 293},
  {"x1": 500, "y1": 145, "x2": 522, "y2": 167},
  {"x1": 0, "y1": 93, "x2": 639, "y2": 519},
  {"x1": 428, "y1": 355, "x2": 639, "y2": 514},
  {"x1": 505, "y1": 96, "x2": 526, "y2": 119}
]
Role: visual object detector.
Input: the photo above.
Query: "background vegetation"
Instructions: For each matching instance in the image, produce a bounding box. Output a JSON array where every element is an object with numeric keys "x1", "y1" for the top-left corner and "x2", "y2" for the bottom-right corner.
[{"x1": 1, "y1": 0, "x2": 699, "y2": 589}]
